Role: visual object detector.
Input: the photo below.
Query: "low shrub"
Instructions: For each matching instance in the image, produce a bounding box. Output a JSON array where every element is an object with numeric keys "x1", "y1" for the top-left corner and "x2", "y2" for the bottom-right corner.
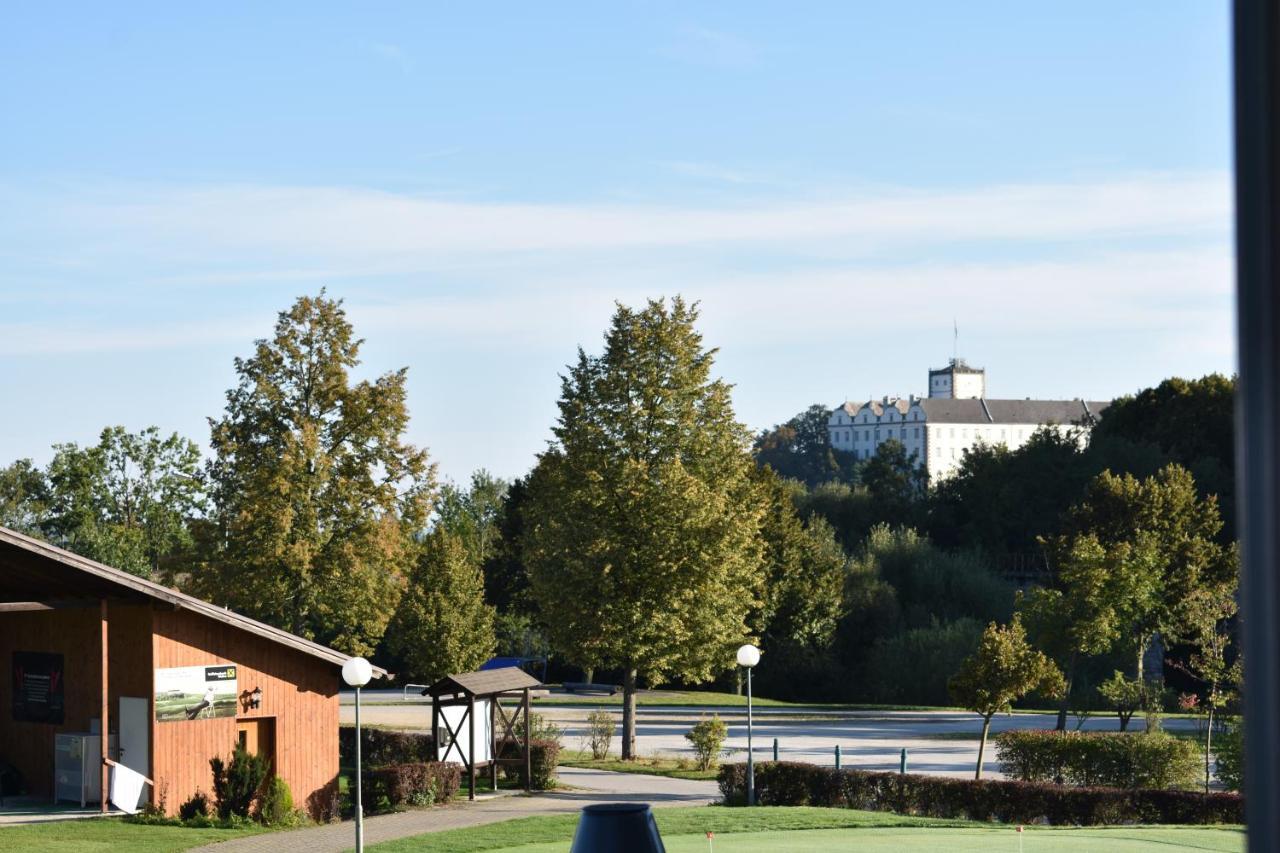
[
  {"x1": 362, "y1": 762, "x2": 461, "y2": 809},
  {"x1": 179, "y1": 790, "x2": 212, "y2": 821},
  {"x1": 1215, "y1": 720, "x2": 1243, "y2": 792},
  {"x1": 257, "y1": 776, "x2": 305, "y2": 826},
  {"x1": 717, "y1": 761, "x2": 1242, "y2": 825},
  {"x1": 339, "y1": 727, "x2": 435, "y2": 767},
  {"x1": 685, "y1": 715, "x2": 728, "y2": 771},
  {"x1": 584, "y1": 710, "x2": 614, "y2": 760},
  {"x1": 496, "y1": 737, "x2": 561, "y2": 789},
  {"x1": 994, "y1": 730, "x2": 1200, "y2": 790}
]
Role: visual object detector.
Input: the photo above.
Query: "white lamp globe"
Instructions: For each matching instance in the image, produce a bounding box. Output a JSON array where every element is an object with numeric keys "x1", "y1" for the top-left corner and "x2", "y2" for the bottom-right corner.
[
  {"x1": 736, "y1": 644, "x2": 761, "y2": 668},
  {"x1": 342, "y1": 656, "x2": 373, "y2": 688}
]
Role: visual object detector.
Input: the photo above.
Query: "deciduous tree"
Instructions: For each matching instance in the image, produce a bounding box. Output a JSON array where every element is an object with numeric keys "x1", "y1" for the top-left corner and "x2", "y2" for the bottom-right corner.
[
  {"x1": 201, "y1": 293, "x2": 435, "y2": 655},
  {"x1": 524, "y1": 298, "x2": 765, "y2": 759},
  {"x1": 949, "y1": 617, "x2": 1065, "y2": 779},
  {"x1": 42, "y1": 426, "x2": 205, "y2": 579}
]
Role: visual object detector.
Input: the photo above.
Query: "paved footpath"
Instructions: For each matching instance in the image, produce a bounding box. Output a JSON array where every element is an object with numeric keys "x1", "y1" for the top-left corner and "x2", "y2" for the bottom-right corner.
[{"x1": 188, "y1": 768, "x2": 718, "y2": 853}]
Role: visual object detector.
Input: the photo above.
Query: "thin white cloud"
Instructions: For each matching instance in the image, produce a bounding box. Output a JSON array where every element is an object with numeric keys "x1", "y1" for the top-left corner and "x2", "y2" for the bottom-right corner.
[
  {"x1": 36, "y1": 173, "x2": 1231, "y2": 270},
  {"x1": 666, "y1": 26, "x2": 762, "y2": 68},
  {"x1": 367, "y1": 41, "x2": 412, "y2": 73}
]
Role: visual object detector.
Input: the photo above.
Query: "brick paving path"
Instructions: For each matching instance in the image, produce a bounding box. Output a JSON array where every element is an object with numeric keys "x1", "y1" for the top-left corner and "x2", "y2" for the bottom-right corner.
[{"x1": 187, "y1": 767, "x2": 718, "y2": 853}]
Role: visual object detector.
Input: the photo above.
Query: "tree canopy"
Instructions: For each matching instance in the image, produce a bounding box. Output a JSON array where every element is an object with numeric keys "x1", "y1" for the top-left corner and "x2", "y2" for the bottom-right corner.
[
  {"x1": 198, "y1": 293, "x2": 436, "y2": 655},
  {"x1": 754, "y1": 404, "x2": 857, "y2": 486},
  {"x1": 384, "y1": 528, "x2": 496, "y2": 682}
]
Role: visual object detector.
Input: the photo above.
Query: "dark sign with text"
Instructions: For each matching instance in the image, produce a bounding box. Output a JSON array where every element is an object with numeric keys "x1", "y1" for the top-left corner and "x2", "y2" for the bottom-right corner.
[{"x1": 12, "y1": 651, "x2": 65, "y2": 724}]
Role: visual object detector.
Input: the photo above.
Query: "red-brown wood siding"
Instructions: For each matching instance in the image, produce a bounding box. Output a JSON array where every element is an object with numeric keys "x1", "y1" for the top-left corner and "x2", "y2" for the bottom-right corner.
[
  {"x1": 0, "y1": 602, "x2": 153, "y2": 797},
  {"x1": 151, "y1": 609, "x2": 338, "y2": 818}
]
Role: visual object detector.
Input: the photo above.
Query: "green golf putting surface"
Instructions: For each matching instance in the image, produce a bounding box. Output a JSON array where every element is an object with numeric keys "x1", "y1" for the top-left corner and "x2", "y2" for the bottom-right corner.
[{"x1": 485, "y1": 826, "x2": 1244, "y2": 852}]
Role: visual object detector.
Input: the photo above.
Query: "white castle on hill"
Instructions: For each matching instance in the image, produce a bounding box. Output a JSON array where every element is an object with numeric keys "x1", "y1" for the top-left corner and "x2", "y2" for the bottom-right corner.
[{"x1": 828, "y1": 359, "x2": 1110, "y2": 481}]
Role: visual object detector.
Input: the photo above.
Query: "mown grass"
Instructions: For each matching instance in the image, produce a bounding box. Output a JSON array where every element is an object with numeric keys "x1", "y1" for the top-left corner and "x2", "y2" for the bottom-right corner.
[
  {"x1": 368, "y1": 805, "x2": 1244, "y2": 852},
  {"x1": 0, "y1": 816, "x2": 264, "y2": 852}
]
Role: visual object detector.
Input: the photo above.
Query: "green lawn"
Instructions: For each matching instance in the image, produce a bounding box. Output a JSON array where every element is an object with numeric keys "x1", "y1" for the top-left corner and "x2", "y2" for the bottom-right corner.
[
  {"x1": 0, "y1": 817, "x2": 263, "y2": 852},
  {"x1": 367, "y1": 806, "x2": 1244, "y2": 852},
  {"x1": 558, "y1": 750, "x2": 718, "y2": 781}
]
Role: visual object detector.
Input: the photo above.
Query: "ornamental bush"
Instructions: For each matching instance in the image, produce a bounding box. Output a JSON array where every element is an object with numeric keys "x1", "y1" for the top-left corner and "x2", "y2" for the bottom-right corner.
[
  {"x1": 685, "y1": 715, "x2": 729, "y2": 771},
  {"x1": 361, "y1": 762, "x2": 460, "y2": 809},
  {"x1": 994, "y1": 730, "x2": 1200, "y2": 790},
  {"x1": 209, "y1": 742, "x2": 268, "y2": 820},
  {"x1": 585, "y1": 710, "x2": 614, "y2": 760},
  {"x1": 717, "y1": 761, "x2": 1243, "y2": 825},
  {"x1": 494, "y1": 737, "x2": 561, "y2": 789}
]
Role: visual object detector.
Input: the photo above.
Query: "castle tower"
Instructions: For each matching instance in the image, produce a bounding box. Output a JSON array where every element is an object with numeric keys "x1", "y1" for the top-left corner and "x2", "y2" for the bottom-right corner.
[{"x1": 928, "y1": 358, "x2": 986, "y2": 399}]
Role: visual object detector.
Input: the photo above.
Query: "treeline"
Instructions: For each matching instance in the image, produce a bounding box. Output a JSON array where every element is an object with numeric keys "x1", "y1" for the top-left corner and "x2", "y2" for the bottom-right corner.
[
  {"x1": 745, "y1": 373, "x2": 1237, "y2": 707},
  {"x1": 0, "y1": 291, "x2": 1238, "y2": 719}
]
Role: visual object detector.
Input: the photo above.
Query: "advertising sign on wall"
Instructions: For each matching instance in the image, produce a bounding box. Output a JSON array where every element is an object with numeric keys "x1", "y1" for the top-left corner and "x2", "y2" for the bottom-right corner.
[
  {"x1": 12, "y1": 651, "x2": 65, "y2": 724},
  {"x1": 154, "y1": 664, "x2": 238, "y2": 722}
]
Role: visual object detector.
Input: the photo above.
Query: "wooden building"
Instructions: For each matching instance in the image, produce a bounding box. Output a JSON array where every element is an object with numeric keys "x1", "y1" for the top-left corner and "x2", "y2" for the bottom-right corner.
[{"x1": 0, "y1": 525, "x2": 382, "y2": 817}]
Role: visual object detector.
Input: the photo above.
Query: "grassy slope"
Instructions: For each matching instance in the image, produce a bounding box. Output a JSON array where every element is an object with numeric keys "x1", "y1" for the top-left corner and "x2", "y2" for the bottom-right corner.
[
  {"x1": 0, "y1": 818, "x2": 262, "y2": 852},
  {"x1": 368, "y1": 806, "x2": 1243, "y2": 853}
]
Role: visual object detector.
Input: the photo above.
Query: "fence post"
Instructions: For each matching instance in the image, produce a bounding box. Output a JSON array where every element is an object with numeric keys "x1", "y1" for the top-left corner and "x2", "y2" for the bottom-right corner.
[
  {"x1": 900, "y1": 748, "x2": 908, "y2": 774},
  {"x1": 834, "y1": 744, "x2": 841, "y2": 770},
  {"x1": 772, "y1": 737, "x2": 778, "y2": 761}
]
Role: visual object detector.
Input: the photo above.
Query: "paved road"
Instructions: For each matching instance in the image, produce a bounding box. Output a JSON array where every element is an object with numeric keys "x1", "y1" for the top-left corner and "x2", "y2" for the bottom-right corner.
[
  {"x1": 186, "y1": 767, "x2": 717, "y2": 853},
  {"x1": 343, "y1": 701, "x2": 1197, "y2": 780}
]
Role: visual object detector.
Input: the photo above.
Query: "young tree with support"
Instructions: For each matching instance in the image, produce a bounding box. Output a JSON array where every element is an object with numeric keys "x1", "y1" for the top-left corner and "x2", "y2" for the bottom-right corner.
[{"x1": 949, "y1": 617, "x2": 1065, "y2": 780}]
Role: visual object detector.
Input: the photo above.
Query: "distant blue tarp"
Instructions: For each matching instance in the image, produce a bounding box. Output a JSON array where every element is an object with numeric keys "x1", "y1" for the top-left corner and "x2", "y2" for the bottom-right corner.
[{"x1": 480, "y1": 657, "x2": 524, "y2": 671}]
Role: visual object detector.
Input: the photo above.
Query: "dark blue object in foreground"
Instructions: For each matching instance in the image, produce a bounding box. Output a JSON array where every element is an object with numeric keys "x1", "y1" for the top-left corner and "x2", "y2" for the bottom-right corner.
[{"x1": 569, "y1": 803, "x2": 666, "y2": 853}]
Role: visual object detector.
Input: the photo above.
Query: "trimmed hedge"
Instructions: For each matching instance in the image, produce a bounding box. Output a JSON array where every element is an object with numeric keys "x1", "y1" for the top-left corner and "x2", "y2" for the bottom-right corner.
[
  {"x1": 995, "y1": 730, "x2": 1200, "y2": 790},
  {"x1": 362, "y1": 762, "x2": 460, "y2": 808},
  {"x1": 717, "y1": 762, "x2": 1242, "y2": 826},
  {"x1": 339, "y1": 727, "x2": 435, "y2": 767}
]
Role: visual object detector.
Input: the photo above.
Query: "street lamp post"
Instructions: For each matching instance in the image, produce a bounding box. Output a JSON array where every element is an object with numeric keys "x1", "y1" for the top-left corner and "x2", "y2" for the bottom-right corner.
[
  {"x1": 342, "y1": 657, "x2": 374, "y2": 853},
  {"x1": 736, "y1": 644, "x2": 760, "y2": 806}
]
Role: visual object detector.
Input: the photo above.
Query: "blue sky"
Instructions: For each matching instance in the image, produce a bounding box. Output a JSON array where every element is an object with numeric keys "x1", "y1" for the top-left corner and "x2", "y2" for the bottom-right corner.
[{"x1": 0, "y1": 3, "x2": 1234, "y2": 484}]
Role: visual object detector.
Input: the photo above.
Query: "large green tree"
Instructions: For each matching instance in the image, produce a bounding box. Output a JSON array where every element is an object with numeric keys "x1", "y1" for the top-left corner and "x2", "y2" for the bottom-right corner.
[
  {"x1": 1055, "y1": 465, "x2": 1236, "y2": 680},
  {"x1": 384, "y1": 529, "x2": 497, "y2": 682},
  {"x1": 1019, "y1": 533, "x2": 1162, "y2": 730},
  {"x1": 524, "y1": 297, "x2": 766, "y2": 758},
  {"x1": 750, "y1": 468, "x2": 847, "y2": 698},
  {"x1": 40, "y1": 426, "x2": 205, "y2": 579},
  {"x1": 200, "y1": 293, "x2": 436, "y2": 655}
]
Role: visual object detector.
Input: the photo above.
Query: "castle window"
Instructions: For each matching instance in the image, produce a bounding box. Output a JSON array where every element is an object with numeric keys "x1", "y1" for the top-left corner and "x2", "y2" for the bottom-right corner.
[{"x1": 915, "y1": 427, "x2": 920, "y2": 438}]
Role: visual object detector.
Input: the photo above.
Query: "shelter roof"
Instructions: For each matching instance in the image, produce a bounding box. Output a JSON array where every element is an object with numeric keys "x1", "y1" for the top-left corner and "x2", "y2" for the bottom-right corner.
[
  {"x1": 0, "y1": 525, "x2": 385, "y2": 677},
  {"x1": 425, "y1": 667, "x2": 542, "y2": 698}
]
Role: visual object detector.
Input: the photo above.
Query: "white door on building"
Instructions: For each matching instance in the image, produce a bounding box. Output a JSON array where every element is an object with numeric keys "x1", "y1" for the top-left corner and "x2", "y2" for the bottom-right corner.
[{"x1": 118, "y1": 696, "x2": 150, "y2": 809}]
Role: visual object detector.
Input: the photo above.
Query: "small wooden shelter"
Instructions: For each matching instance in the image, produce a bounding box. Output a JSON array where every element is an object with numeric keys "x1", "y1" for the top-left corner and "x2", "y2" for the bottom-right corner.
[{"x1": 425, "y1": 667, "x2": 540, "y2": 799}]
